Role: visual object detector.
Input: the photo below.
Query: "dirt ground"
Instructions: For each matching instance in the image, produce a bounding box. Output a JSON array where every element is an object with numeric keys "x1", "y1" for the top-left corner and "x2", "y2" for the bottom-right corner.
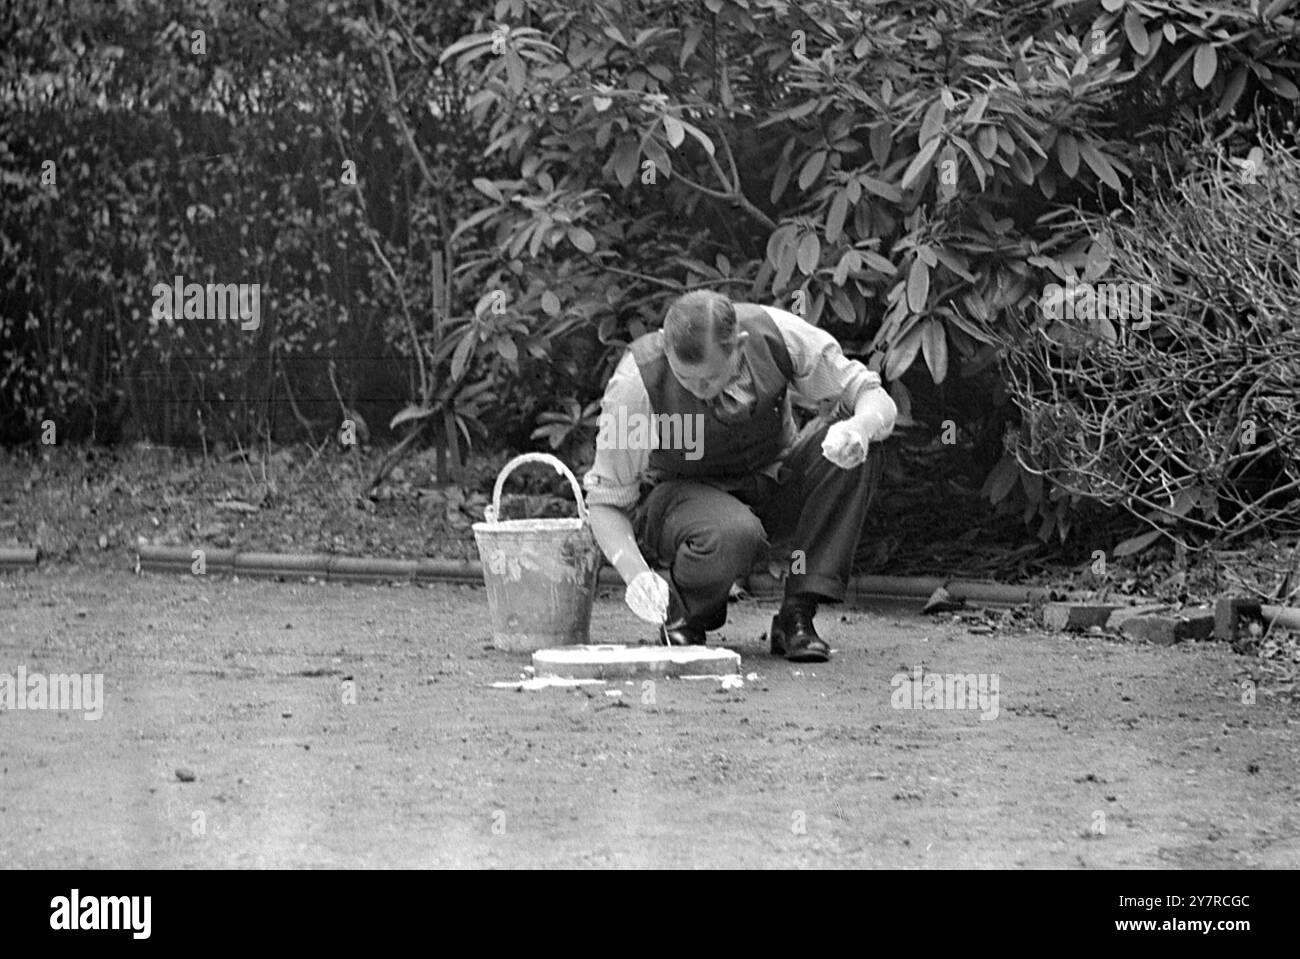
[{"x1": 2, "y1": 566, "x2": 1298, "y2": 869}]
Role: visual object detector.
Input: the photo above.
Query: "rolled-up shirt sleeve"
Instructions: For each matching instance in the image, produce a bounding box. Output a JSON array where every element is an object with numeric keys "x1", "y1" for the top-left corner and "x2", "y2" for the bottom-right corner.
[
  {"x1": 763, "y1": 306, "x2": 888, "y2": 429},
  {"x1": 582, "y1": 350, "x2": 650, "y2": 512}
]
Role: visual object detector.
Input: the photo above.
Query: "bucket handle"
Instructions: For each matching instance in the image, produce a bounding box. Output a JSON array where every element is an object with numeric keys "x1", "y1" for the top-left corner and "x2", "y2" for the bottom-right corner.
[{"x1": 485, "y1": 453, "x2": 588, "y2": 524}]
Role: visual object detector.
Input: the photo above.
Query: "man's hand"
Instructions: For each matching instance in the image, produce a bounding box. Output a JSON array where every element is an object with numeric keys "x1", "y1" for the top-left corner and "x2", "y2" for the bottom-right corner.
[
  {"x1": 625, "y1": 570, "x2": 671, "y2": 624},
  {"x1": 820, "y1": 419, "x2": 869, "y2": 469}
]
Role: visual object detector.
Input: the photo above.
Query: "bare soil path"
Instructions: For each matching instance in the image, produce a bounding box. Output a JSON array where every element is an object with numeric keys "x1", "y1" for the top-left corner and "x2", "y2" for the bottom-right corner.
[{"x1": 2, "y1": 569, "x2": 1297, "y2": 868}]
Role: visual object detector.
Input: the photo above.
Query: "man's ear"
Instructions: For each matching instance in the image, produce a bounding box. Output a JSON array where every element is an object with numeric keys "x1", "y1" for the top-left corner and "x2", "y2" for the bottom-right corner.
[{"x1": 734, "y1": 330, "x2": 750, "y2": 351}]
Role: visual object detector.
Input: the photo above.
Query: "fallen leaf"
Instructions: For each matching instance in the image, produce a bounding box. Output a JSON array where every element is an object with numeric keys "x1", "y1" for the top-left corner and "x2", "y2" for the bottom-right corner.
[{"x1": 923, "y1": 586, "x2": 967, "y2": 614}]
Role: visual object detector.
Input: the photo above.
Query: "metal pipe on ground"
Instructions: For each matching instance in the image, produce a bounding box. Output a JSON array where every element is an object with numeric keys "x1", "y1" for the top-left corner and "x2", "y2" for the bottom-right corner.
[
  {"x1": 1260, "y1": 604, "x2": 1300, "y2": 632},
  {"x1": 137, "y1": 546, "x2": 1082, "y2": 606},
  {"x1": 747, "y1": 571, "x2": 1075, "y2": 606},
  {"x1": 133, "y1": 548, "x2": 1300, "y2": 632}
]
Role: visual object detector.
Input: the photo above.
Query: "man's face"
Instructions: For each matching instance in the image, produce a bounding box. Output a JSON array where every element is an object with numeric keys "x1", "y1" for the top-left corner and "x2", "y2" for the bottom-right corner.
[{"x1": 665, "y1": 336, "x2": 747, "y2": 401}]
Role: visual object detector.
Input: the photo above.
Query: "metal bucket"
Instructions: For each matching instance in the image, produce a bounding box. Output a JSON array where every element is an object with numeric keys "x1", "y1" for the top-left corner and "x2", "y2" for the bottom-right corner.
[{"x1": 472, "y1": 453, "x2": 602, "y2": 652}]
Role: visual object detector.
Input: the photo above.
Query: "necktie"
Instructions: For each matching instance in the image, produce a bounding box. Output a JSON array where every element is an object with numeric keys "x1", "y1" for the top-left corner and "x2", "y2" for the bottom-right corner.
[{"x1": 707, "y1": 358, "x2": 757, "y2": 423}]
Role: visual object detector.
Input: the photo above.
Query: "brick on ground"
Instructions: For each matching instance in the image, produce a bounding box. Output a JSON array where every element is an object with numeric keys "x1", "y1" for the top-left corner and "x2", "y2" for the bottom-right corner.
[
  {"x1": 1043, "y1": 602, "x2": 1124, "y2": 631},
  {"x1": 1103, "y1": 604, "x2": 1174, "y2": 630},
  {"x1": 1111, "y1": 606, "x2": 1215, "y2": 646}
]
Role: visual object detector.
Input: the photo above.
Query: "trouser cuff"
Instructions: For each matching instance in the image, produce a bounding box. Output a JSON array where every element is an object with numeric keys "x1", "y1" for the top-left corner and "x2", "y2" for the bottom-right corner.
[{"x1": 783, "y1": 573, "x2": 845, "y2": 605}]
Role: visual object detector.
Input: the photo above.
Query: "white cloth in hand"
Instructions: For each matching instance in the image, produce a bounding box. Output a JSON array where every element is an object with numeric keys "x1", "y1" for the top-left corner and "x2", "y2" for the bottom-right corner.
[
  {"x1": 820, "y1": 420, "x2": 869, "y2": 469},
  {"x1": 625, "y1": 570, "x2": 671, "y2": 624}
]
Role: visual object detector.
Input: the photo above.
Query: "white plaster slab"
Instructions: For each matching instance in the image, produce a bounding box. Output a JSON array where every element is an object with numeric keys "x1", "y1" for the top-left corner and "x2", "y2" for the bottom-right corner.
[{"x1": 533, "y1": 644, "x2": 742, "y2": 680}]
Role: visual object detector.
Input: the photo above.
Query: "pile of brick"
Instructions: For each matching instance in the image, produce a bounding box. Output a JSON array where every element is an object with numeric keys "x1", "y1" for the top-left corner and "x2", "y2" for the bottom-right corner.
[{"x1": 1043, "y1": 598, "x2": 1300, "y2": 646}]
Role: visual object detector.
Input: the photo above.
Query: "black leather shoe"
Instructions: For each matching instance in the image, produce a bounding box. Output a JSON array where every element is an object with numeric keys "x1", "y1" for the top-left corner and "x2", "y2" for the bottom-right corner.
[
  {"x1": 661, "y1": 619, "x2": 706, "y2": 646},
  {"x1": 769, "y1": 605, "x2": 830, "y2": 662}
]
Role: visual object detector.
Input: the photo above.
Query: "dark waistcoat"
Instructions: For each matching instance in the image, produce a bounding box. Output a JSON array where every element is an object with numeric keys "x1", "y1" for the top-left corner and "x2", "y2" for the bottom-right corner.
[{"x1": 629, "y1": 303, "x2": 795, "y2": 479}]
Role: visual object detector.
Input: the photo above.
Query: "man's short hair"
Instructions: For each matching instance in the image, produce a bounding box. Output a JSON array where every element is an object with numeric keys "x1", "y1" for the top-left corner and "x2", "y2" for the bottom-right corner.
[{"x1": 663, "y1": 291, "x2": 738, "y2": 363}]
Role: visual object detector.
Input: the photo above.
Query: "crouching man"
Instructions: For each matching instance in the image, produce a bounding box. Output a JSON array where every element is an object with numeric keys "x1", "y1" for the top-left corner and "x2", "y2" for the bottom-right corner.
[{"x1": 583, "y1": 290, "x2": 897, "y2": 662}]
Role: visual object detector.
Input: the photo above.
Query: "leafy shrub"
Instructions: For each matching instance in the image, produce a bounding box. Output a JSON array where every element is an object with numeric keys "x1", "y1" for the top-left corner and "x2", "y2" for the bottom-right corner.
[
  {"x1": 3, "y1": 0, "x2": 1297, "y2": 551},
  {"x1": 440, "y1": 0, "x2": 1298, "y2": 537}
]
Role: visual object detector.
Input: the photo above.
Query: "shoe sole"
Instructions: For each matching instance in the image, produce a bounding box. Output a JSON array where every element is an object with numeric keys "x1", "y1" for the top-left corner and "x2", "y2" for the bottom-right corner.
[{"x1": 769, "y1": 620, "x2": 830, "y2": 662}]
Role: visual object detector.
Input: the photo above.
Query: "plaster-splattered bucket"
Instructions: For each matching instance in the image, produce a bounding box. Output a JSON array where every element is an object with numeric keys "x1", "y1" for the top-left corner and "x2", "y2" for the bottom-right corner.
[{"x1": 472, "y1": 453, "x2": 602, "y2": 652}]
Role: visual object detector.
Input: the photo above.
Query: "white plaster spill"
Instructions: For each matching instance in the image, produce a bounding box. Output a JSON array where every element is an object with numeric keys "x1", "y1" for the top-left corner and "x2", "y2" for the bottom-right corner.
[
  {"x1": 489, "y1": 676, "x2": 606, "y2": 691},
  {"x1": 680, "y1": 674, "x2": 745, "y2": 686}
]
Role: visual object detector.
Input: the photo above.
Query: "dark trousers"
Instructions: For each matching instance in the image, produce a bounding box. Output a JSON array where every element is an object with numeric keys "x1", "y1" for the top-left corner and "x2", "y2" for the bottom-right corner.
[{"x1": 632, "y1": 419, "x2": 884, "y2": 631}]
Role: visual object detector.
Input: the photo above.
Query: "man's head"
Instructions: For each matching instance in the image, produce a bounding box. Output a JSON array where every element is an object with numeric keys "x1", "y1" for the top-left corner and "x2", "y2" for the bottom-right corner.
[{"x1": 663, "y1": 291, "x2": 750, "y2": 400}]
